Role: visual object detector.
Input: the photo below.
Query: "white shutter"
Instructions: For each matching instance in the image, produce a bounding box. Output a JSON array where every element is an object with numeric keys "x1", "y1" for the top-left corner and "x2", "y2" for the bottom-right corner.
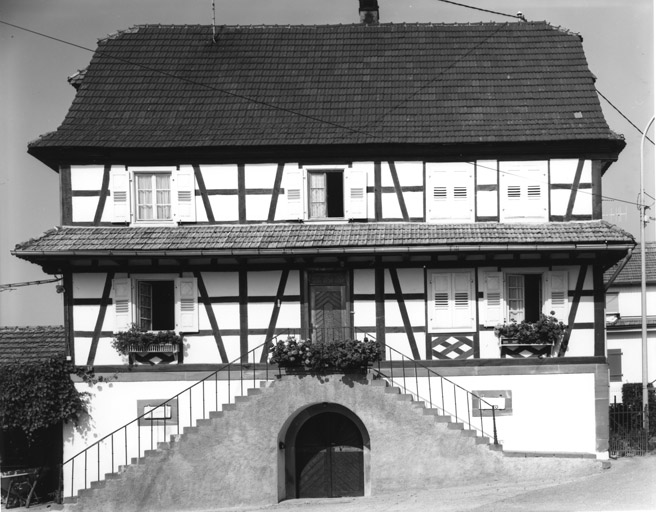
[
  {"x1": 113, "y1": 278, "x2": 133, "y2": 332},
  {"x1": 110, "y1": 168, "x2": 130, "y2": 223},
  {"x1": 544, "y1": 270, "x2": 569, "y2": 321},
  {"x1": 426, "y1": 163, "x2": 474, "y2": 222},
  {"x1": 499, "y1": 162, "x2": 548, "y2": 222},
  {"x1": 483, "y1": 272, "x2": 505, "y2": 327},
  {"x1": 175, "y1": 277, "x2": 198, "y2": 332},
  {"x1": 452, "y1": 272, "x2": 474, "y2": 329},
  {"x1": 173, "y1": 167, "x2": 196, "y2": 222},
  {"x1": 285, "y1": 169, "x2": 306, "y2": 220},
  {"x1": 344, "y1": 168, "x2": 368, "y2": 219},
  {"x1": 430, "y1": 273, "x2": 451, "y2": 330}
]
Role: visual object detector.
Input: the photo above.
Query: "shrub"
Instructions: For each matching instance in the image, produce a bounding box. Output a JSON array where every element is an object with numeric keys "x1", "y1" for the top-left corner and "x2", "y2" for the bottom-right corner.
[
  {"x1": 269, "y1": 337, "x2": 381, "y2": 372},
  {"x1": 0, "y1": 357, "x2": 88, "y2": 441},
  {"x1": 494, "y1": 313, "x2": 567, "y2": 345},
  {"x1": 111, "y1": 324, "x2": 182, "y2": 356}
]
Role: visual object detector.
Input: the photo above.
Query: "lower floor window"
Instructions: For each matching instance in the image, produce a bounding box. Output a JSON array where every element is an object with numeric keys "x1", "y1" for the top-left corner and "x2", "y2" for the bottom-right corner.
[
  {"x1": 137, "y1": 281, "x2": 175, "y2": 331},
  {"x1": 507, "y1": 274, "x2": 542, "y2": 323}
]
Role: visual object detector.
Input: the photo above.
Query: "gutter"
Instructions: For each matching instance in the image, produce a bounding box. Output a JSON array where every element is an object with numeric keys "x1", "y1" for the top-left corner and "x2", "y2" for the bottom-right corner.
[
  {"x1": 604, "y1": 247, "x2": 634, "y2": 291},
  {"x1": 12, "y1": 242, "x2": 637, "y2": 259}
]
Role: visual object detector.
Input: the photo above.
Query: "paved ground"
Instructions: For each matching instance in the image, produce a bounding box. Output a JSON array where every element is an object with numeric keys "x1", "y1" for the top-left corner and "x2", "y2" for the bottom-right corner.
[{"x1": 18, "y1": 455, "x2": 656, "y2": 512}]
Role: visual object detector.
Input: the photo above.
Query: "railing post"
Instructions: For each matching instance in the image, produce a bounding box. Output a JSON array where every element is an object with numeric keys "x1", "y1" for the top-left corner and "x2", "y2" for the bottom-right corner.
[{"x1": 492, "y1": 406, "x2": 499, "y2": 445}]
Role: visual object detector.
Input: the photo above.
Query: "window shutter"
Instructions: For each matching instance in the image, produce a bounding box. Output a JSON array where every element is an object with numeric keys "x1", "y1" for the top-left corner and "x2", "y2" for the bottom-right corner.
[
  {"x1": 483, "y1": 272, "x2": 505, "y2": 327},
  {"x1": 110, "y1": 168, "x2": 130, "y2": 223},
  {"x1": 175, "y1": 277, "x2": 198, "y2": 332},
  {"x1": 285, "y1": 169, "x2": 306, "y2": 220},
  {"x1": 426, "y1": 163, "x2": 474, "y2": 222},
  {"x1": 112, "y1": 278, "x2": 133, "y2": 332},
  {"x1": 544, "y1": 270, "x2": 569, "y2": 321},
  {"x1": 345, "y1": 168, "x2": 368, "y2": 219},
  {"x1": 173, "y1": 167, "x2": 196, "y2": 223},
  {"x1": 499, "y1": 162, "x2": 548, "y2": 222},
  {"x1": 452, "y1": 272, "x2": 474, "y2": 329},
  {"x1": 430, "y1": 273, "x2": 451, "y2": 329},
  {"x1": 608, "y1": 349, "x2": 623, "y2": 382}
]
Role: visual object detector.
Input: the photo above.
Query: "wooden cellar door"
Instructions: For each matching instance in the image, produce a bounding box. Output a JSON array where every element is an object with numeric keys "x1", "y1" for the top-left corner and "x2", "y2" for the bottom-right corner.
[
  {"x1": 309, "y1": 272, "x2": 349, "y2": 343},
  {"x1": 296, "y1": 412, "x2": 364, "y2": 498}
]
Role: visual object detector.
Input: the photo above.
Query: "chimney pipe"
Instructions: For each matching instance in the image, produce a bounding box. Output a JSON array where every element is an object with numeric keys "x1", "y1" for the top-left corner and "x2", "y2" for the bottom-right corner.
[{"x1": 359, "y1": 0, "x2": 379, "y2": 25}]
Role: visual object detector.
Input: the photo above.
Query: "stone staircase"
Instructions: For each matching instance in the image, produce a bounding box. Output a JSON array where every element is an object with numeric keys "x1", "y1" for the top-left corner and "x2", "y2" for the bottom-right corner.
[{"x1": 57, "y1": 372, "x2": 509, "y2": 512}]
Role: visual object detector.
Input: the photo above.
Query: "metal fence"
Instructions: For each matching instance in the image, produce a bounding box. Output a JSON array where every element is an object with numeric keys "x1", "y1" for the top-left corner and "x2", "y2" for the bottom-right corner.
[{"x1": 609, "y1": 402, "x2": 655, "y2": 457}]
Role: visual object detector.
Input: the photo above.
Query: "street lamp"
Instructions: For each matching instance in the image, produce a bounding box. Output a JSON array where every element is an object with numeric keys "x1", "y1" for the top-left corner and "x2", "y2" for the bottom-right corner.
[{"x1": 640, "y1": 115, "x2": 654, "y2": 428}]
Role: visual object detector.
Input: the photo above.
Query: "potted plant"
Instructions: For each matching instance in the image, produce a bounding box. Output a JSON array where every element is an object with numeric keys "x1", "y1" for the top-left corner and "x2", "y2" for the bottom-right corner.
[
  {"x1": 112, "y1": 324, "x2": 182, "y2": 364},
  {"x1": 494, "y1": 312, "x2": 567, "y2": 346},
  {"x1": 269, "y1": 336, "x2": 381, "y2": 373}
]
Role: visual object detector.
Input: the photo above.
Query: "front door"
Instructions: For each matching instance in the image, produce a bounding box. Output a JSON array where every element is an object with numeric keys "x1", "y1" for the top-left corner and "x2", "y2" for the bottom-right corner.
[
  {"x1": 296, "y1": 412, "x2": 364, "y2": 498},
  {"x1": 309, "y1": 272, "x2": 349, "y2": 343}
]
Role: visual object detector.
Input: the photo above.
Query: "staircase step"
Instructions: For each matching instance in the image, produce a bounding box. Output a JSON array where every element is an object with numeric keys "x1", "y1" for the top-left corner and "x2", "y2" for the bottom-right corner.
[
  {"x1": 235, "y1": 395, "x2": 251, "y2": 404},
  {"x1": 475, "y1": 437, "x2": 491, "y2": 445},
  {"x1": 105, "y1": 472, "x2": 121, "y2": 480},
  {"x1": 384, "y1": 387, "x2": 401, "y2": 394},
  {"x1": 447, "y1": 422, "x2": 464, "y2": 430},
  {"x1": 247, "y1": 388, "x2": 263, "y2": 396},
  {"x1": 461, "y1": 429, "x2": 477, "y2": 437},
  {"x1": 63, "y1": 496, "x2": 78, "y2": 505},
  {"x1": 422, "y1": 408, "x2": 438, "y2": 416},
  {"x1": 434, "y1": 415, "x2": 452, "y2": 423},
  {"x1": 90, "y1": 480, "x2": 106, "y2": 490},
  {"x1": 209, "y1": 410, "x2": 224, "y2": 419},
  {"x1": 222, "y1": 403, "x2": 238, "y2": 412}
]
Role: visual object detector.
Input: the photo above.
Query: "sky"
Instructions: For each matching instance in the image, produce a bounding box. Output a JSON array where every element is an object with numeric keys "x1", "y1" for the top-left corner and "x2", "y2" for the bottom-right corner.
[{"x1": 0, "y1": 0, "x2": 653, "y2": 327}]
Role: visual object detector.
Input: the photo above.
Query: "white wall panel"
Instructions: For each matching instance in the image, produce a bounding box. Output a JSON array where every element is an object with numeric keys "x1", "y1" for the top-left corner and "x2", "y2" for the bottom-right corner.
[
  {"x1": 73, "y1": 274, "x2": 107, "y2": 298},
  {"x1": 550, "y1": 159, "x2": 591, "y2": 184},
  {"x1": 70, "y1": 165, "x2": 104, "y2": 190},
  {"x1": 201, "y1": 272, "x2": 239, "y2": 296},
  {"x1": 73, "y1": 305, "x2": 101, "y2": 332},
  {"x1": 550, "y1": 189, "x2": 570, "y2": 217},
  {"x1": 277, "y1": 302, "x2": 301, "y2": 328},
  {"x1": 353, "y1": 269, "x2": 374, "y2": 294},
  {"x1": 209, "y1": 195, "x2": 239, "y2": 222},
  {"x1": 72, "y1": 197, "x2": 98, "y2": 222},
  {"x1": 382, "y1": 193, "x2": 403, "y2": 219},
  {"x1": 476, "y1": 160, "x2": 498, "y2": 186},
  {"x1": 248, "y1": 303, "x2": 275, "y2": 329},
  {"x1": 248, "y1": 271, "x2": 282, "y2": 295},
  {"x1": 245, "y1": 163, "x2": 277, "y2": 189},
  {"x1": 199, "y1": 164, "x2": 238, "y2": 189},
  {"x1": 215, "y1": 304, "x2": 240, "y2": 330},
  {"x1": 392, "y1": 161, "x2": 423, "y2": 185},
  {"x1": 404, "y1": 191, "x2": 424, "y2": 218},
  {"x1": 222, "y1": 335, "x2": 242, "y2": 361},
  {"x1": 476, "y1": 190, "x2": 498, "y2": 217},
  {"x1": 183, "y1": 335, "x2": 225, "y2": 364},
  {"x1": 245, "y1": 195, "x2": 269, "y2": 221},
  {"x1": 353, "y1": 301, "x2": 376, "y2": 327}
]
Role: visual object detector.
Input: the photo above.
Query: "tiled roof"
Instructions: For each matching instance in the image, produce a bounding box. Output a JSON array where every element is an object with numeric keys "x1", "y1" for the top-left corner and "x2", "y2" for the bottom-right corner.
[
  {"x1": 12, "y1": 221, "x2": 634, "y2": 258},
  {"x1": 605, "y1": 242, "x2": 656, "y2": 285},
  {"x1": 0, "y1": 326, "x2": 66, "y2": 364},
  {"x1": 606, "y1": 316, "x2": 656, "y2": 330},
  {"x1": 28, "y1": 22, "x2": 621, "y2": 152}
]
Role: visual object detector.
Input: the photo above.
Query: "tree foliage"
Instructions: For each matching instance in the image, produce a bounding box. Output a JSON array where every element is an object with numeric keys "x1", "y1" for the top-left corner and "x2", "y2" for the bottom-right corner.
[{"x1": 0, "y1": 357, "x2": 88, "y2": 440}]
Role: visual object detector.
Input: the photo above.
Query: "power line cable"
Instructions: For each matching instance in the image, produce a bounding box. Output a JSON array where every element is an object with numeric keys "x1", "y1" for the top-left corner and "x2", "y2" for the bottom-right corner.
[
  {"x1": 596, "y1": 89, "x2": 655, "y2": 145},
  {"x1": 0, "y1": 19, "x2": 645, "y2": 210},
  {"x1": 433, "y1": 0, "x2": 521, "y2": 20}
]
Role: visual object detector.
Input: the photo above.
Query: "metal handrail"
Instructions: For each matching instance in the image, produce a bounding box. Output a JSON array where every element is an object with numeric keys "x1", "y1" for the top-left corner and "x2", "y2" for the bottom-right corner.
[
  {"x1": 60, "y1": 329, "x2": 498, "y2": 501},
  {"x1": 60, "y1": 336, "x2": 283, "y2": 501},
  {"x1": 354, "y1": 329, "x2": 498, "y2": 445}
]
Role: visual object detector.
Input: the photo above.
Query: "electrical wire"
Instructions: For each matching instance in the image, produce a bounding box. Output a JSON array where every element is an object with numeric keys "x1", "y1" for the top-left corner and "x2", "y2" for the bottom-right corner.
[
  {"x1": 0, "y1": 19, "x2": 646, "y2": 210},
  {"x1": 433, "y1": 0, "x2": 521, "y2": 20},
  {"x1": 596, "y1": 89, "x2": 655, "y2": 145}
]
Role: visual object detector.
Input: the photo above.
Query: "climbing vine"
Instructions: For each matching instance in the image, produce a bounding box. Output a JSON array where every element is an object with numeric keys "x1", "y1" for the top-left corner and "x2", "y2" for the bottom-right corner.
[{"x1": 0, "y1": 357, "x2": 89, "y2": 440}]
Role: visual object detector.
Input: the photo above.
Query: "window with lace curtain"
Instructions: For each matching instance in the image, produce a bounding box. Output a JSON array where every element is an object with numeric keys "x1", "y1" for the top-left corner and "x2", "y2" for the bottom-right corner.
[{"x1": 135, "y1": 173, "x2": 172, "y2": 221}]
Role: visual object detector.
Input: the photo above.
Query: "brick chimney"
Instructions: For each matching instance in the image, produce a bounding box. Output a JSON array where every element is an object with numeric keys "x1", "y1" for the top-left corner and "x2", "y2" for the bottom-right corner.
[{"x1": 359, "y1": 0, "x2": 379, "y2": 25}]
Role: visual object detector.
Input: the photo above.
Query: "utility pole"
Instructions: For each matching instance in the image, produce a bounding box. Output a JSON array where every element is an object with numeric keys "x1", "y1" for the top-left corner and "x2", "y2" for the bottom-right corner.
[{"x1": 640, "y1": 115, "x2": 654, "y2": 430}]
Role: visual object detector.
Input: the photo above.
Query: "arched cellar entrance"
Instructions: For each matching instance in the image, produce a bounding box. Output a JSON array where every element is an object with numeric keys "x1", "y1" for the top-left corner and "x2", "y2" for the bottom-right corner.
[{"x1": 279, "y1": 403, "x2": 371, "y2": 501}]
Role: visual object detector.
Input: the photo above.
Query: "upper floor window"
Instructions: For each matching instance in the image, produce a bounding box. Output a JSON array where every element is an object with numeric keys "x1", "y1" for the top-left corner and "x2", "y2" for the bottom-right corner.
[
  {"x1": 285, "y1": 165, "x2": 367, "y2": 221},
  {"x1": 110, "y1": 166, "x2": 196, "y2": 225},
  {"x1": 499, "y1": 161, "x2": 548, "y2": 222},
  {"x1": 135, "y1": 173, "x2": 172, "y2": 222},
  {"x1": 308, "y1": 170, "x2": 344, "y2": 219},
  {"x1": 426, "y1": 162, "x2": 474, "y2": 223}
]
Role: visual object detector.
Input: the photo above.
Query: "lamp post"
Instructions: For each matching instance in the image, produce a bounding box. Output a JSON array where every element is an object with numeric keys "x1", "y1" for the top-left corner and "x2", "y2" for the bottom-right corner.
[{"x1": 640, "y1": 115, "x2": 654, "y2": 429}]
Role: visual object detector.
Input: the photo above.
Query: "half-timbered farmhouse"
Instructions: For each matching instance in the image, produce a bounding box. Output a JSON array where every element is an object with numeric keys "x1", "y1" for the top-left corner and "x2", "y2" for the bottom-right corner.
[{"x1": 13, "y1": 2, "x2": 635, "y2": 508}]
